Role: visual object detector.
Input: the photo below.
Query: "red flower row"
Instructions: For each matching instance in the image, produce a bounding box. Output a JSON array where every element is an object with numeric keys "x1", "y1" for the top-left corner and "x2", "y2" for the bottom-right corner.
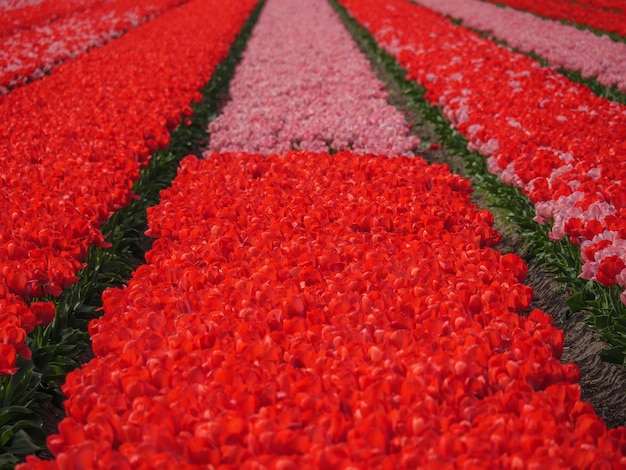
[
  {"x1": 20, "y1": 152, "x2": 626, "y2": 468},
  {"x1": 338, "y1": 0, "x2": 626, "y2": 301},
  {"x1": 567, "y1": 0, "x2": 625, "y2": 11},
  {"x1": 0, "y1": 0, "x2": 189, "y2": 92},
  {"x1": 0, "y1": 0, "x2": 105, "y2": 38},
  {"x1": 482, "y1": 0, "x2": 626, "y2": 37},
  {"x1": 0, "y1": 0, "x2": 258, "y2": 375}
]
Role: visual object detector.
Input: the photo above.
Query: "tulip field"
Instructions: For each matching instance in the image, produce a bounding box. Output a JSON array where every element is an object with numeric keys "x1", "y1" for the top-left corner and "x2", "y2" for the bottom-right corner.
[{"x1": 2, "y1": 0, "x2": 626, "y2": 467}]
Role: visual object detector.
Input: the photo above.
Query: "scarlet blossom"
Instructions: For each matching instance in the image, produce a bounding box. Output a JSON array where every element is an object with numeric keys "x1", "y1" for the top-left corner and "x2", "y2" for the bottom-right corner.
[
  {"x1": 0, "y1": 344, "x2": 18, "y2": 375},
  {"x1": 596, "y1": 255, "x2": 625, "y2": 286},
  {"x1": 30, "y1": 301, "x2": 56, "y2": 326}
]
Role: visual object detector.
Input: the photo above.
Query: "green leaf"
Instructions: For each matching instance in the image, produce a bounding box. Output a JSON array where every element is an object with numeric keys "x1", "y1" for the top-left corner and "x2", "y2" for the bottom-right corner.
[
  {"x1": 5, "y1": 419, "x2": 43, "y2": 433},
  {"x1": 592, "y1": 315, "x2": 610, "y2": 331},
  {"x1": 42, "y1": 364, "x2": 69, "y2": 382},
  {"x1": 565, "y1": 292, "x2": 585, "y2": 312},
  {"x1": 6, "y1": 429, "x2": 44, "y2": 455},
  {"x1": 0, "y1": 406, "x2": 39, "y2": 427},
  {"x1": 0, "y1": 453, "x2": 18, "y2": 470},
  {"x1": 599, "y1": 346, "x2": 626, "y2": 366},
  {"x1": 0, "y1": 427, "x2": 13, "y2": 447}
]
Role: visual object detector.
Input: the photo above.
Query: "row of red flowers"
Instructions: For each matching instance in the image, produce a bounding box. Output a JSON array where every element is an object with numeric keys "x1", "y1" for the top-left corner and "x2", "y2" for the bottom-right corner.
[
  {"x1": 0, "y1": 0, "x2": 189, "y2": 92},
  {"x1": 482, "y1": 0, "x2": 626, "y2": 37},
  {"x1": 338, "y1": 0, "x2": 626, "y2": 303},
  {"x1": 561, "y1": 0, "x2": 625, "y2": 11},
  {"x1": 0, "y1": 0, "x2": 259, "y2": 375},
  {"x1": 20, "y1": 151, "x2": 626, "y2": 468},
  {"x1": 0, "y1": 0, "x2": 103, "y2": 38}
]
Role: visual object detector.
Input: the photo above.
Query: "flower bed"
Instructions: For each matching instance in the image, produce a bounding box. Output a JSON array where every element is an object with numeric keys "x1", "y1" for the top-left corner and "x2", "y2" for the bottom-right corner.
[
  {"x1": 0, "y1": 0, "x2": 188, "y2": 93},
  {"x1": 337, "y1": 0, "x2": 626, "y2": 306},
  {"x1": 19, "y1": 151, "x2": 626, "y2": 468},
  {"x1": 482, "y1": 0, "x2": 626, "y2": 38},
  {"x1": 0, "y1": 0, "x2": 258, "y2": 375},
  {"x1": 5, "y1": 0, "x2": 626, "y2": 465},
  {"x1": 207, "y1": 0, "x2": 418, "y2": 156},
  {"x1": 413, "y1": 0, "x2": 626, "y2": 93}
]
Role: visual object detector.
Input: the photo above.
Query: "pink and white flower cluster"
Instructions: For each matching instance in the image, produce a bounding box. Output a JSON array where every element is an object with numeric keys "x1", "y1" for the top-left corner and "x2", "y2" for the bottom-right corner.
[
  {"x1": 0, "y1": 0, "x2": 186, "y2": 92},
  {"x1": 414, "y1": 0, "x2": 626, "y2": 93},
  {"x1": 339, "y1": 0, "x2": 626, "y2": 303},
  {"x1": 207, "y1": 0, "x2": 419, "y2": 157}
]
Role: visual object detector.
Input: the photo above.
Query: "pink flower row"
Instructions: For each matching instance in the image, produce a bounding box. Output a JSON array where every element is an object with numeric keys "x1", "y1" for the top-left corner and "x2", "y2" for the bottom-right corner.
[
  {"x1": 0, "y1": 0, "x2": 258, "y2": 375},
  {"x1": 0, "y1": 0, "x2": 187, "y2": 93},
  {"x1": 414, "y1": 0, "x2": 626, "y2": 93},
  {"x1": 21, "y1": 151, "x2": 626, "y2": 468},
  {"x1": 207, "y1": 0, "x2": 418, "y2": 157},
  {"x1": 0, "y1": 0, "x2": 106, "y2": 38},
  {"x1": 338, "y1": 0, "x2": 626, "y2": 303}
]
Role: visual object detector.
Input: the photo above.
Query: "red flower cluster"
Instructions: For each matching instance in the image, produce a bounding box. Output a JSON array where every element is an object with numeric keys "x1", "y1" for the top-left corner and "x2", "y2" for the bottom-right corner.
[
  {"x1": 338, "y1": 0, "x2": 626, "y2": 297},
  {"x1": 482, "y1": 0, "x2": 626, "y2": 38},
  {"x1": 20, "y1": 152, "x2": 626, "y2": 468},
  {"x1": 0, "y1": 0, "x2": 258, "y2": 375}
]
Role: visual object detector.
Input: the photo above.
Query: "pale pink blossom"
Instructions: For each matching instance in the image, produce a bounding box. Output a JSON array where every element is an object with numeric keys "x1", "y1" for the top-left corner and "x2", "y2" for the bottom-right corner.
[
  {"x1": 533, "y1": 201, "x2": 554, "y2": 224},
  {"x1": 500, "y1": 161, "x2": 524, "y2": 187},
  {"x1": 487, "y1": 156, "x2": 502, "y2": 174},
  {"x1": 480, "y1": 138, "x2": 499, "y2": 156}
]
